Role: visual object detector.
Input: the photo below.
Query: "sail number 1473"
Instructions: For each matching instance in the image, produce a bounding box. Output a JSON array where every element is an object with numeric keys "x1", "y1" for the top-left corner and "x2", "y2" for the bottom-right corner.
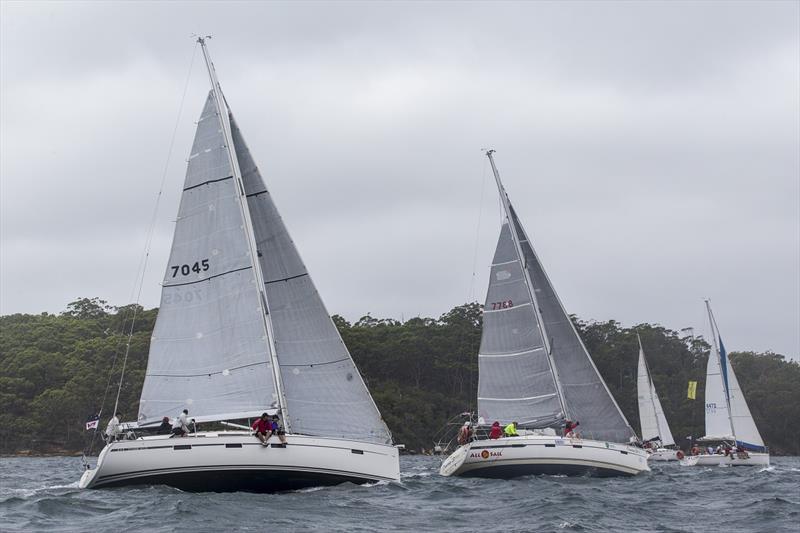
[{"x1": 171, "y1": 259, "x2": 210, "y2": 277}]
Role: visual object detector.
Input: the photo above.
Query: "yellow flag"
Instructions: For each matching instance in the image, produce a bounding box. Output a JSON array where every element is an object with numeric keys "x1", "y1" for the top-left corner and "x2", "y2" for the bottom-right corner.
[{"x1": 687, "y1": 381, "x2": 697, "y2": 400}]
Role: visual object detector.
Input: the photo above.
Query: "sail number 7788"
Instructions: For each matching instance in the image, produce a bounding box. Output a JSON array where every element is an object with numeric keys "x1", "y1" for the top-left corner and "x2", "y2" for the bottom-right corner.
[{"x1": 171, "y1": 259, "x2": 210, "y2": 277}]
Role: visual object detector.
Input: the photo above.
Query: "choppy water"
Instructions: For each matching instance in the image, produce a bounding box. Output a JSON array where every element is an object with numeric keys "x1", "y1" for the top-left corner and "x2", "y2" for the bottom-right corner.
[{"x1": 0, "y1": 456, "x2": 798, "y2": 532}]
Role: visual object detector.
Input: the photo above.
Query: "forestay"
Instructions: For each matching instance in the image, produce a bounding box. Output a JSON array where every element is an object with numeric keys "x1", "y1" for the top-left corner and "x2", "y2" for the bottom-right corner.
[
  {"x1": 138, "y1": 92, "x2": 278, "y2": 426},
  {"x1": 509, "y1": 206, "x2": 636, "y2": 444},
  {"x1": 637, "y1": 344, "x2": 675, "y2": 446},
  {"x1": 477, "y1": 222, "x2": 562, "y2": 427},
  {"x1": 230, "y1": 116, "x2": 393, "y2": 445}
]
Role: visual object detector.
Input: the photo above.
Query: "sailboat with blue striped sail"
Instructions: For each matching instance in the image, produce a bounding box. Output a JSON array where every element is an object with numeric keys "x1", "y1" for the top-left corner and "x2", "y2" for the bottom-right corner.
[{"x1": 682, "y1": 300, "x2": 769, "y2": 467}]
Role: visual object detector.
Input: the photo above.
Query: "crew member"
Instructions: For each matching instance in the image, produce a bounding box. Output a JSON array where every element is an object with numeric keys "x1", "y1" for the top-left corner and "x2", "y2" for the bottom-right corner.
[
  {"x1": 489, "y1": 421, "x2": 502, "y2": 439},
  {"x1": 105, "y1": 412, "x2": 122, "y2": 442},
  {"x1": 457, "y1": 421, "x2": 473, "y2": 445},
  {"x1": 157, "y1": 416, "x2": 172, "y2": 435},
  {"x1": 271, "y1": 414, "x2": 288, "y2": 445},
  {"x1": 172, "y1": 409, "x2": 190, "y2": 437},
  {"x1": 503, "y1": 421, "x2": 519, "y2": 437},
  {"x1": 252, "y1": 413, "x2": 272, "y2": 446},
  {"x1": 564, "y1": 420, "x2": 580, "y2": 438}
]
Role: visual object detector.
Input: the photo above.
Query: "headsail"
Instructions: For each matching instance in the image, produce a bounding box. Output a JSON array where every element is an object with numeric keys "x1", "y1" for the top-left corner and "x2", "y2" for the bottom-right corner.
[
  {"x1": 509, "y1": 205, "x2": 635, "y2": 443},
  {"x1": 138, "y1": 92, "x2": 277, "y2": 426},
  {"x1": 636, "y1": 338, "x2": 675, "y2": 446},
  {"x1": 230, "y1": 116, "x2": 393, "y2": 445}
]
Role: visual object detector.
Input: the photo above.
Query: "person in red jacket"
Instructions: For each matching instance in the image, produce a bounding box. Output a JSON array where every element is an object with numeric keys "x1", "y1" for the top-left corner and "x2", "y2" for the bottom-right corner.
[
  {"x1": 489, "y1": 421, "x2": 503, "y2": 439},
  {"x1": 251, "y1": 413, "x2": 272, "y2": 446},
  {"x1": 564, "y1": 420, "x2": 580, "y2": 438}
]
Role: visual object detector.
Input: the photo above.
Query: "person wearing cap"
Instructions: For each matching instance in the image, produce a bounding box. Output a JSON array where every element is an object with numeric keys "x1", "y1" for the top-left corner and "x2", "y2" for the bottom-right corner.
[
  {"x1": 251, "y1": 412, "x2": 272, "y2": 446},
  {"x1": 270, "y1": 414, "x2": 288, "y2": 445}
]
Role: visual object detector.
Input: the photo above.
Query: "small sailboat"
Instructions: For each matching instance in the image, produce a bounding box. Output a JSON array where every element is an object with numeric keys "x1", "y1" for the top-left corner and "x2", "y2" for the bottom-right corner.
[
  {"x1": 681, "y1": 300, "x2": 769, "y2": 467},
  {"x1": 79, "y1": 38, "x2": 399, "y2": 491},
  {"x1": 636, "y1": 335, "x2": 681, "y2": 461},
  {"x1": 439, "y1": 151, "x2": 649, "y2": 478}
]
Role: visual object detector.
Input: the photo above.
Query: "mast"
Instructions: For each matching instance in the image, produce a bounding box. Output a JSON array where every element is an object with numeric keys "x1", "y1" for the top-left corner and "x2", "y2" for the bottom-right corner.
[
  {"x1": 705, "y1": 299, "x2": 735, "y2": 444},
  {"x1": 197, "y1": 38, "x2": 291, "y2": 429},
  {"x1": 638, "y1": 334, "x2": 663, "y2": 443},
  {"x1": 485, "y1": 149, "x2": 569, "y2": 421}
]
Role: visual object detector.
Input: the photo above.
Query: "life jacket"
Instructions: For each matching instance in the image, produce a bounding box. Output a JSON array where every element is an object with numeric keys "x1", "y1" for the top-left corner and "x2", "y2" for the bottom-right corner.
[{"x1": 503, "y1": 423, "x2": 518, "y2": 436}]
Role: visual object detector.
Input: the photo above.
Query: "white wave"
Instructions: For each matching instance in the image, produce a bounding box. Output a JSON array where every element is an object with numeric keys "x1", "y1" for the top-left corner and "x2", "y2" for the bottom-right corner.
[
  {"x1": 758, "y1": 466, "x2": 776, "y2": 473},
  {"x1": 557, "y1": 521, "x2": 576, "y2": 529}
]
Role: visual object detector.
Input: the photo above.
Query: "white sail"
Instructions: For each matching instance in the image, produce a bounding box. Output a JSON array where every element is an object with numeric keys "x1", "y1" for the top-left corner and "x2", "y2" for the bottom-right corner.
[
  {"x1": 703, "y1": 302, "x2": 766, "y2": 451},
  {"x1": 137, "y1": 92, "x2": 278, "y2": 426},
  {"x1": 636, "y1": 340, "x2": 675, "y2": 446},
  {"x1": 703, "y1": 335, "x2": 733, "y2": 440}
]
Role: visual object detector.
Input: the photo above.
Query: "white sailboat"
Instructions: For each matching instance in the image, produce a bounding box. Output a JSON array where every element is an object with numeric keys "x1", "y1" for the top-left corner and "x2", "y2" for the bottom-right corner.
[
  {"x1": 79, "y1": 38, "x2": 399, "y2": 491},
  {"x1": 440, "y1": 151, "x2": 649, "y2": 478},
  {"x1": 636, "y1": 335, "x2": 681, "y2": 461},
  {"x1": 681, "y1": 301, "x2": 769, "y2": 467}
]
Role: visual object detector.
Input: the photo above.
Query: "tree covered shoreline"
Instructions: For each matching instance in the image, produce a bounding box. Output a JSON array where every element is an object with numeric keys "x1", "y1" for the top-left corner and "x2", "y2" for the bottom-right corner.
[{"x1": 1, "y1": 298, "x2": 797, "y2": 455}]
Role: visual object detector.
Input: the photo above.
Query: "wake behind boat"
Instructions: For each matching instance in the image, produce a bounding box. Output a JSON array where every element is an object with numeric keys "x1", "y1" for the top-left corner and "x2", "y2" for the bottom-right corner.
[
  {"x1": 681, "y1": 301, "x2": 769, "y2": 468},
  {"x1": 439, "y1": 151, "x2": 649, "y2": 478},
  {"x1": 79, "y1": 38, "x2": 399, "y2": 492}
]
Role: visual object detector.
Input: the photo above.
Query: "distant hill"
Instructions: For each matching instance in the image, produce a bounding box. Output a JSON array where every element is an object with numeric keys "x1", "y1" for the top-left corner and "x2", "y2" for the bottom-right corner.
[{"x1": 1, "y1": 298, "x2": 797, "y2": 455}]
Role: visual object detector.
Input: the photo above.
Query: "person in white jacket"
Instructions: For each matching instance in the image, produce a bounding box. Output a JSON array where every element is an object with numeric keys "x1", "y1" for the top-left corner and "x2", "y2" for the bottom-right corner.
[
  {"x1": 171, "y1": 409, "x2": 190, "y2": 437},
  {"x1": 105, "y1": 412, "x2": 122, "y2": 442}
]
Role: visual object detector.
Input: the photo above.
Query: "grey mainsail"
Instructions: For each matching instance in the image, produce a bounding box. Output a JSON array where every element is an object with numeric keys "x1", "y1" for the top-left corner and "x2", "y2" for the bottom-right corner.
[
  {"x1": 230, "y1": 116, "x2": 393, "y2": 445},
  {"x1": 138, "y1": 93, "x2": 277, "y2": 425},
  {"x1": 477, "y1": 222, "x2": 563, "y2": 427}
]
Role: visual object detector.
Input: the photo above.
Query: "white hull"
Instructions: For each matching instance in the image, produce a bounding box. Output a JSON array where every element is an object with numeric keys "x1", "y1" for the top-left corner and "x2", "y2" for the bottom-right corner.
[
  {"x1": 79, "y1": 431, "x2": 399, "y2": 492},
  {"x1": 680, "y1": 452, "x2": 770, "y2": 467},
  {"x1": 439, "y1": 435, "x2": 650, "y2": 478},
  {"x1": 647, "y1": 448, "x2": 682, "y2": 462}
]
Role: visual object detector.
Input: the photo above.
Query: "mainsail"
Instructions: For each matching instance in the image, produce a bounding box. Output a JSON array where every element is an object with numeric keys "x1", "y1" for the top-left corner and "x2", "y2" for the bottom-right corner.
[
  {"x1": 140, "y1": 41, "x2": 391, "y2": 444},
  {"x1": 478, "y1": 151, "x2": 636, "y2": 444},
  {"x1": 636, "y1": 337, "x2": 675, "y2": 446},
  {"x1": 703, "y1": 301, "x2": 765, "y2": 451}
]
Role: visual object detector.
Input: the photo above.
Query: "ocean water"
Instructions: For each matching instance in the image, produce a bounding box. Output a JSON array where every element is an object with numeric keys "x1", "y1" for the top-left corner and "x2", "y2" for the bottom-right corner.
[{"x1": 0, "y1": 456, "x2": 797, "y2": 532}]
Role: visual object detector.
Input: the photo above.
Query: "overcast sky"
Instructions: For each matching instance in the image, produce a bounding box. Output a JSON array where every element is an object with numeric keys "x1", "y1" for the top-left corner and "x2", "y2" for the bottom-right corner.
[{"x1": 1, "y1": 1, "x2": 798, "y2": 358}]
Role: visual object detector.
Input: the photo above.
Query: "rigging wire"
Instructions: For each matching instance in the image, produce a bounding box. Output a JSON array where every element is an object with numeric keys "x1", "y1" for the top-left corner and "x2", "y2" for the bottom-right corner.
[
  {"x1": 86, "y1": 43, "x2": 199, "y2": 460},
  {"x1": 465, "y1": 154, "x2": 490, "y2": 415}
]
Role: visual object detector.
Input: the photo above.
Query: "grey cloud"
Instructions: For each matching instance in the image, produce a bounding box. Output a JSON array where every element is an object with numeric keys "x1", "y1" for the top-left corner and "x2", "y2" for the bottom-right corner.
[{"x1": 1, "y1": 1, "x2": 797, "y2": 358}]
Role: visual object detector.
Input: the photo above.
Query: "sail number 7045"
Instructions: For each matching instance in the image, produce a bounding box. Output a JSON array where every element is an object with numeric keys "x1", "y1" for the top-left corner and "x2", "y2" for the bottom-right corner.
[{"x1": 171, "y1": 259, "x2": 210, "y2": 277}]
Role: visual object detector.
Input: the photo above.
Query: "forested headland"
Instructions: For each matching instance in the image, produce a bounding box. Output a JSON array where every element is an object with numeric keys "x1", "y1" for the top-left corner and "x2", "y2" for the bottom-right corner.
[{"x1": 1, "y1": 298, "x2": 797, "y2": 455}]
